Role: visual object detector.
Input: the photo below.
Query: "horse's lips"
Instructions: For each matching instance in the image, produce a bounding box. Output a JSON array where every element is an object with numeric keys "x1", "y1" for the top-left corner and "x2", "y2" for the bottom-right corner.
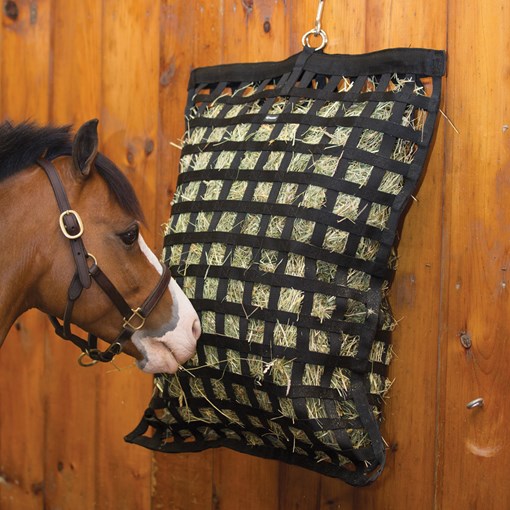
[{"x1": 131, "y1": 333, "x2": 186, "y2": 374}]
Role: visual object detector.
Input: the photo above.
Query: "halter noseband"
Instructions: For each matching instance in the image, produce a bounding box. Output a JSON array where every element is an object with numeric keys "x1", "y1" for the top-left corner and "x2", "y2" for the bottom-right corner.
[{"x1": 37, "y1": 158, "x2": 171, "y2": 366}]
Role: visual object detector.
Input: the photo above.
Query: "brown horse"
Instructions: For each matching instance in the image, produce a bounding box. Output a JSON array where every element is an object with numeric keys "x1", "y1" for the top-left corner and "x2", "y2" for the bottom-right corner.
[{"x1": 0, "y1": 119, "x2": 200, "y2": 373}]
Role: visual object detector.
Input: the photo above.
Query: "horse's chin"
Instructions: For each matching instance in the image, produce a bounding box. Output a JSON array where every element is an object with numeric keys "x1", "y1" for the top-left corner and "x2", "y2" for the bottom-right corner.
[{"x1": 131, "y1": 331, "x2": 196, "y2": 374}]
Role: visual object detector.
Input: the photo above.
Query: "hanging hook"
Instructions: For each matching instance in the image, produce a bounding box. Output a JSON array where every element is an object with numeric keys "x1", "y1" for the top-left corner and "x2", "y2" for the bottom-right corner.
[
  {"x1": 314, "y1": 0, "x2": 325, "y2": 34},
  {"x1": 302, "y1": 0, "x2": 328, "y2": 51}
]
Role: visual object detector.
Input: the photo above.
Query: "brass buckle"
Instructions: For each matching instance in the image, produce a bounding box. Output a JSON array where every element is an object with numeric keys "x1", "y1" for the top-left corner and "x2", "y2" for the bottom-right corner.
[
  {"x1": 123, "y1": 308, "x2": 146, "y2": 331},
  {"x1": 59, "y1": 209, "x2": 84, "y2": 239},
  {"x1": 78, "y1": 351, "x2": 99, "y2": 367}
]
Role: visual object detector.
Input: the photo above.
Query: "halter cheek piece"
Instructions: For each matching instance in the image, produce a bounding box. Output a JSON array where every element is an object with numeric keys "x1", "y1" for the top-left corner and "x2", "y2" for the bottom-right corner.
[{"x1": 37, "y1": 158, "x2": 171, "y2": 366}]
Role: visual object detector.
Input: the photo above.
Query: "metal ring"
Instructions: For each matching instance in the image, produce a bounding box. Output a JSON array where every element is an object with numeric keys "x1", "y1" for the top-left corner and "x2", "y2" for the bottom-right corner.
[
  {"x1": 78, "y1": 351, "x2": 99, "y2": 367},
  {"x1": 86, "y1": 252, "x2": 98, "y2": 267},
  {"x1": 466, "y1": 397, "x2": 484, "y2": 409},
  {"x1": 59, "y1": 209, "x2": 84, "y2": 239},
  {"x1": 301, "y1": 29, "x2": 328, "y2": 51}
]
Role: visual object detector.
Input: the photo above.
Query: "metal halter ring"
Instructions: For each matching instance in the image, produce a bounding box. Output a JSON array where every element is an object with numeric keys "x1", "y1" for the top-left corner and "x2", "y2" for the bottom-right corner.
[
  {"x1": 59, "y1": 209, "x2": 84, "y2": 239},
  {"x1": 78, "y1": 351, "x2": 99, "y2": 367},
  {"x1": 302, "y1": 29, "x2": 328, "y2": 51},
  {"x1": 123, "y1": 307, "x2": 146, "y2": 331}
]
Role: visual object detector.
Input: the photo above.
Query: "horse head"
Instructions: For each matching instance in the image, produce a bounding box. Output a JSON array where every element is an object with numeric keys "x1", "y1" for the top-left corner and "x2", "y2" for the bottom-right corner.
[{"x1": 0, "y1": 119, "x2": 200, "y2": 373}]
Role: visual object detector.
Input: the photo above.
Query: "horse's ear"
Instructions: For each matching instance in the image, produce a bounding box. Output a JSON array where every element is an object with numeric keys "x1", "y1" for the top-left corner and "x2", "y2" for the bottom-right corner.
[{"x1": 72, "y1": 119, "x2": 99, "y2": 178}]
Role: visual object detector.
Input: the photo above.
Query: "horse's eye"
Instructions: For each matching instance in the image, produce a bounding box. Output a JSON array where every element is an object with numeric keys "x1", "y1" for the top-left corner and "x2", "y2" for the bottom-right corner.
[{"x1": 119, "y1": 224, "x2": 139, "y2": 246}]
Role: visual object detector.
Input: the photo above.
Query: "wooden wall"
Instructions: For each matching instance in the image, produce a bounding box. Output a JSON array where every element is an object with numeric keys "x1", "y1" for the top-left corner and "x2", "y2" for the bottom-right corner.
[{"x1": 1, "y1": 1, "x2": 509, "y2": 508}]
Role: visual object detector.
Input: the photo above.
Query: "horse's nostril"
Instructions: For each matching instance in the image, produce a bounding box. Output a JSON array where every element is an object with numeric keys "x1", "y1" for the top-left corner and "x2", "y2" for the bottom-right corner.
[{"x1": 191, "y1": 318, "x2": 201, "y2": 341}]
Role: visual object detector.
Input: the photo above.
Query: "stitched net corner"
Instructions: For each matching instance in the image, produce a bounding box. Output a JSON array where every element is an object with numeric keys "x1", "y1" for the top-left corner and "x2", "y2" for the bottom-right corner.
[{"x1": 126, "y1": 48, "x2": 445, "y2": 486}]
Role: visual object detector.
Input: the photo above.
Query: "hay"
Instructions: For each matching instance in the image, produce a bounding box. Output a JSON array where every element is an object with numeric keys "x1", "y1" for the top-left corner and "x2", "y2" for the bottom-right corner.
[
  {"x1": 202, "y1": 181, "x2": 223, "y2": 200},
  {"x1": 277, "y1": 182, "x2": 299, "y2": 205},
  {"x1": 253, "y1": 124, "x2": 274, "y2": 141},
  {"x1": 331, "y1": 368, "x2": 351, "y2": 396},
  {"x1": 232, "y1": 245, "x2": 253, "y2": 269},
  {"x1": 313, "y1": 155, "x2": 340, "y2": 176},
  {"x1": 206, "y1": 127, "x2": 228, "y2": 144},
  {"x1": 292, "y1": 98, "x2": 314, "y2": 114},
  {"x1": 228, "y1": 123, "x2": 251, "y2": 142},
  {"x1": 239, "y1": 151, "x2": 261, "y2": 170},
  {"x1": 227, "y1": 180, "x2": 248, "y2": 200},
  {"x1": 215, "y1": 151, "x2": 236, "y2": 169},
  {"x1": 259, "y1": 249, "x2": 281, "y2": 273},
  {"x1": 346, "y1": 269, "x2": 371, "y2": 291},
  {"x1": 317, "y1": 101, "x2": 341, "y2": 118},
  {"x1": 344, "y1": 161, "x2": 373, "y2": 187},
  {"x1": 316, "y1": 260, "x2": 337, "y2": 283},
  {"x1": 302, "y1": 126, "x2": 327, "y2": 144},
  {"x1": 225, "y1": 314, "x2": 240, "y2": 339},
  {"x1": 278, "y1": 288, "x2": 304, "y2": 315},
  {"x1": 328, "y1": 127, "x2": 352, "y2": 148},
  {"x1": 264, "y1": 151, "x2": 285, "y2": 171},
  {"x1": 233, "y1": 384, "x2": 250, "y2": 405},
  {"x1": 195, "y1": 211, "x2": 213, "y2": 232},
  {"x1": 323, "y1": 227, "x2": 348, "y2": 254},
  {"x1": 344, "y1": 299, "x2": 367, "y2": 323},
  {"x1": 247, "y1": 319, "x2": 265, "y2": 343},
  {"x1": 203, "y1": 277, "x2": 219, "y2": 300},
  {"x1": 226, "y1": 349, "x2": 242, "y2": 374},
  {"x1": 253, "y1": 181, "x2": 273, "y2": 202},
  {"x1": 201, "y1": 311, "x2": 216, "y2": 335},
  {"x1": 300, "y1": 185, "x2": 326, "y2": 209},
  {"x1": 312, "y1": 293, "x2": 337, "y2": 322},
  {"x1": 206, "y1": 243, "x2": 228, "y2": 266},
  {"x1": 367, "y1": 203, "x2": 390, "y2": 230},
  {"x1": 226, "y1": 279, "x2": 244, "y2": 304},
  {"x1": 285, "y1": 253, "x2": 305, "y2": 278},
  {"x1": 274, "y1": 321, "x2": 297, "y2": 348},
  {"x1": 336, "y1": 399, "x2": 359, "y2": 420},
  {"x1": 252, "y1": 283, "x2": 270, "y2": 309},
  {"x1": 216, "y1": 212, "x2": 238, "y2": 232},
  {"x1": 368, "y1": 373, "x2": 393, "y2": 398},
  {"x1": 306, "y1": 398, "x2": 328, "y2": 419},
  {"x1": 288, "y1": 153, "x2": 310, "y2": 173},
  {"x1": 309, "y1": 329, "x2": 330, "y2": 353},
  {"x1": 339, "y1": 334, "x2": 360, "y2": 357},
  {"x1": 303, "y1": 364, "x2": 324, "y2": 386},
  {"x1": 241, "y1": 214, "x2": 261, "y2": 235},
  {"x1": 358, "y1": 129, "x2": 384, "y2": 154},
  {"x1": 291, "y1": 219, "x2": 314, "y2": 243},
  {"x1": 333, "y1": 193, "x2": 361, "y2": 221},
  {"x1": 279, "y1": 398, "x2": 298, "y2": 421},
  {"x1": 276, "y1": 123, "x2": 299, "y2": 143},
  {"x1": 356, "y1": 237, "x2": 380, "y2": 262},
  {"x1": 254, "y1": 388, "x2": 273, "y2": 412},
  {"x1": 267, "y1": 216, "x2": 286, "y2": 238}
]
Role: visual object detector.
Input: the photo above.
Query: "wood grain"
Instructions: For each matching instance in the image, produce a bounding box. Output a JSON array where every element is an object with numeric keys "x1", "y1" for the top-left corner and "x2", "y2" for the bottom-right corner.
[
  {"x1": 439, "y1": 0, "x2": 510, "y2": 507},
  {"x1": 0, "y1": 2, "x2": 51, "y2": 509},
  {"x1": 1, "y1": 1, "x2": 510, "y2": 508},
  {"x1": 98, "y1": 1, "x2": 160, "y2": 508},
  {"x1": 42, "y1": 1, "x2": 103, "y2": 508}
]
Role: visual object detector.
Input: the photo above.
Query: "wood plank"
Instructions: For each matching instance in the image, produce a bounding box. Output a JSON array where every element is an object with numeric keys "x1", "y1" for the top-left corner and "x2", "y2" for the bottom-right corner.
[
  {"x1": 42, "y1": 1, "x2": 103, "y2": 508},
  {"x1": 152, "y1": 1, "x2": 217, "y2": 508},
  {"x1": 439, "y1": 1, "x2": 510, "y2": 508},
  {"x1": 0, "y1": 2, "x2": 51, "y2": 509},
  {"x1": 98, "y1": 1, "x2": 161, "y2": 508},
  {"x1": 354, "y1": 2, "x2": 447, "y2": 508}
]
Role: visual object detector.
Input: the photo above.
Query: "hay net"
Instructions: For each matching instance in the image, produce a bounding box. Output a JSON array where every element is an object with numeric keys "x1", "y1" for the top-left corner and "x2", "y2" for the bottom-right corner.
[{"x1": 126, "y1": 47, "x2": 445, "y2": 486}]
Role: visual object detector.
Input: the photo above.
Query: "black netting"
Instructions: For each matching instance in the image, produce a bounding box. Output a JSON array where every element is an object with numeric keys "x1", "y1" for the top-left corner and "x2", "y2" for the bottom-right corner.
[{"x1": 126, "y1": 47, "x2": 445, "y2": 486}]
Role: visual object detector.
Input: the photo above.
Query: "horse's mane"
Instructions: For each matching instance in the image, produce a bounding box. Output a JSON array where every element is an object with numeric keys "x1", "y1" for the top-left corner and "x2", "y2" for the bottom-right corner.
[{"x1": 0, "y1": 121, "x2": 144, "y2": 221}]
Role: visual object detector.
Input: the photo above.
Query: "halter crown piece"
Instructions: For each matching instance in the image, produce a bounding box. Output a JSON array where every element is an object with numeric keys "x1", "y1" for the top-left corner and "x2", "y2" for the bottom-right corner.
[{"x1": 37, "y1": 157, "x2": 171, "y2": 366}]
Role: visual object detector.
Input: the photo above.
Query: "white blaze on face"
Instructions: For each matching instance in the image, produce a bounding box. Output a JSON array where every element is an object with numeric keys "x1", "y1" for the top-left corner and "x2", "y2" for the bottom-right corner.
[{"x1": 131, "y1": 236, "x2": 201, "y2": 374}]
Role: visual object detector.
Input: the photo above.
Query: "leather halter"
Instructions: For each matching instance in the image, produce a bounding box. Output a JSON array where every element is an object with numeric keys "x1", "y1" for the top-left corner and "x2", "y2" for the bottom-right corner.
[{"x1": 37, "y1": 158, "x2": 171, "y2": 365}]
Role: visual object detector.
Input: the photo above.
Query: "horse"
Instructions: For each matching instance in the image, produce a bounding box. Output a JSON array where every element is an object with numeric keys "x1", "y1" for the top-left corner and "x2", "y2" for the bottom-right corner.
[{"x1": 0, "y1": 119, "x2": 201, "y2": 373}]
